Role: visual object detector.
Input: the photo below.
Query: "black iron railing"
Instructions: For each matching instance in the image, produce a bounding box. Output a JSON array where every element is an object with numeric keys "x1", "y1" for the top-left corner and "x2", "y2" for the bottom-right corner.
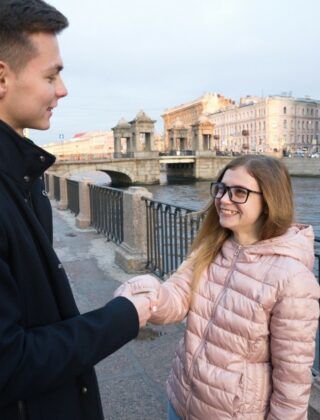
[
  {"x1": 113, "y1": 152, "x2": 135, "y2": 159},
  {"x1": 44, "y1": 173, "x2": 50, "y2": 193},
  {"x1": 89, "y1": 185, "x2": 123, "y2": 244},
  {"x1": 314, "y1": 237, "x2": 320, "y2": 375},
  {"x1": 53, "y1": 175, "x2": 60, "y2": 201},
  {"x1": 66, "y1": 180, "x2": 79, "y2": 215},
  {"x1": 160, "y1": 150, "x2": 195, "y2": 157},
  {"x1": 142, "y1": 198, "x2": 205, "y2": 278}
]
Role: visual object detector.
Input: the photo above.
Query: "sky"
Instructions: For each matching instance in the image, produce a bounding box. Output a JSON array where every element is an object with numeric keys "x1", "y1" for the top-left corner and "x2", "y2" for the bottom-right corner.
[{"x1": 31, "y1": 0, "x2": 320, "y2": 145}]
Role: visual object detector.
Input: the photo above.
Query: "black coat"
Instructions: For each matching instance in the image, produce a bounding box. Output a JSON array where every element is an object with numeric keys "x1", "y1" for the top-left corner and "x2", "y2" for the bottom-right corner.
[{"x1": 0, "y1": 120, "x2": 139, "y2": 420}]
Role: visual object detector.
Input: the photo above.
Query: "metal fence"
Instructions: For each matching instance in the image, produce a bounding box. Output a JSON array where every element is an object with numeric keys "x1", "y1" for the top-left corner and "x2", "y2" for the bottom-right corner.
[
  {"x1": 53, "y1": 175, "x2": 61, "y2": 201},
  {"x1": 66, "y1": 180, "x2": 80, "y2": 215},
  {"x1": 314, "y1": 238, "x2": 320, "y2": 375},
  {"x1": 89, "y1": 185, "x2": 123, "y2": 244},
  {"x1": 142, "y1": 198, "x2": 205, "y2": 278}
]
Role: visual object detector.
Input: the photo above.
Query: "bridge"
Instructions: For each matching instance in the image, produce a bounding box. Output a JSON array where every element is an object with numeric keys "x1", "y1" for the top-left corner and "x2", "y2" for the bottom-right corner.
[
  {"x1": 48, "y1": 152, "x2": 230, "y2": 185},
  {"x1": 46, "y1": 110, "x2": 320, "y2": 185},
  {"x1": 46, "y1": 110, "x2": 229, "y2": 185}
]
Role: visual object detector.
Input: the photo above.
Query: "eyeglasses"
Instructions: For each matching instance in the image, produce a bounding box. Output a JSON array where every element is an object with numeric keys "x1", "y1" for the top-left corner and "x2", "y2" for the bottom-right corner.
[{"x1": 210, "y1": 182, "x2": 263, "y2": 204}]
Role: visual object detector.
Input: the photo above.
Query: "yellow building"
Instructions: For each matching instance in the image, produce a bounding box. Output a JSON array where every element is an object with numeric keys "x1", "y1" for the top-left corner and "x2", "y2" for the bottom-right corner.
[{"x1": 162, "y1": 93, "x2": 234, "y2": 150}]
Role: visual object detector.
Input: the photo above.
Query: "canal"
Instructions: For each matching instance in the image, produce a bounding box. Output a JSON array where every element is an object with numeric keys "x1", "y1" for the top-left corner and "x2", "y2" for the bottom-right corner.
[{"x1": 145, "y1": 175, "x2": 320, "y2": 237}]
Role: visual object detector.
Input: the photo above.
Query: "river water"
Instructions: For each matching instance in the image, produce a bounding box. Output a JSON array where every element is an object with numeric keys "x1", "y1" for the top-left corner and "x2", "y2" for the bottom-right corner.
[
  {"x1": 72, "y1": 171, "x2": 319, "y2": 237},
  {"x1": 145, "y1": 175, "x2": 320, "y2": 238}
]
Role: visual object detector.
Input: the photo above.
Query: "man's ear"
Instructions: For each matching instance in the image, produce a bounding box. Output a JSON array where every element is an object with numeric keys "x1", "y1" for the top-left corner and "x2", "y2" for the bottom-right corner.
[{"x1": 0, "y1": 61, "x2": 9, "y2": 99}]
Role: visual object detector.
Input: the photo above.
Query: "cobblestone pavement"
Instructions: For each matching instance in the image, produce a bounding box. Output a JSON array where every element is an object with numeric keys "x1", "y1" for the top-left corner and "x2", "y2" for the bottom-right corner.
[{"x1": 52, "y1": 203, "x2": 185, "y2": 420}]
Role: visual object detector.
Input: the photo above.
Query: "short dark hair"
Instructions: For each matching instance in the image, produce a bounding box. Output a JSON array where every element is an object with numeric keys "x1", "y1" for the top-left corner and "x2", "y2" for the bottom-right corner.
[{"x1": 0, "y1": 0, "x2": 69, "y2": 72}]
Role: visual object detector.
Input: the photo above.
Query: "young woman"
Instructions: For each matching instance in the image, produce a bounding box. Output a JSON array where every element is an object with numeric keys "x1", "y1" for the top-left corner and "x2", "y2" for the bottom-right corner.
[{"x1": 116, "y1": 155, "x2": 320, "y2": 419}]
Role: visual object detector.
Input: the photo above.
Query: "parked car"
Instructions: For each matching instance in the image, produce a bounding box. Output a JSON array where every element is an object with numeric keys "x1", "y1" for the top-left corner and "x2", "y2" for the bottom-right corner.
[{"x1": 310, "y1": 153, "x2": 319, "y2": 158}]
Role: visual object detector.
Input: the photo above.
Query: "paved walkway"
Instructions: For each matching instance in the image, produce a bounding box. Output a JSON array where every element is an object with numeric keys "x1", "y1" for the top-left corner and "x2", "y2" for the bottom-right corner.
[{"x1": 52, "y1": 203, "x2": 184, "y2": 420}]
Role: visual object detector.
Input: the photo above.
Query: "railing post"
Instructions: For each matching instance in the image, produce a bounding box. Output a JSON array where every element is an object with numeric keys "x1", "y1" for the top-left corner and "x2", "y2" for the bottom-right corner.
[
  {"x1": 309, "y1": 375, "x2": 320, "y2": 419},
  {"x1": 58, "y1": 176, "x2": 68, "y2": 210},
  {"x1": 115, "y1": 187, "x2": 152, "y2": 272},
  {"x1": 75, "y1": 180, "x2": 91, "y2": 228},
  {"x1": 47, "y1": 173, "x2": 54, "y2": 199}
]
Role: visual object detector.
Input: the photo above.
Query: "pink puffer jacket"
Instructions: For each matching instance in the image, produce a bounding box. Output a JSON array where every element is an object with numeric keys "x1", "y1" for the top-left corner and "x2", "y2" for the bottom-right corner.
[{"x1": 149, "y1": 224, "x2": 320, "y2": 419}]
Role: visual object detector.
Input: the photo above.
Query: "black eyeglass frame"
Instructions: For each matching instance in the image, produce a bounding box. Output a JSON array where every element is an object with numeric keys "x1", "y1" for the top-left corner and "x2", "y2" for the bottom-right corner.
[{"x1": 210, "y1": 181, "x2": 263, "y2": 204}]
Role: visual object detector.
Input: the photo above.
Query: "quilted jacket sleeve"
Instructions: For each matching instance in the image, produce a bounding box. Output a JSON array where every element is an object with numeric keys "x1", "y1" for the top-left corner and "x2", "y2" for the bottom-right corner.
[
  {"x1": 150, "y1": 259, "x2": 194, "y2": 325},
  {"x1": 267, "y1": 269, "x2": 320, "y2": 420}
]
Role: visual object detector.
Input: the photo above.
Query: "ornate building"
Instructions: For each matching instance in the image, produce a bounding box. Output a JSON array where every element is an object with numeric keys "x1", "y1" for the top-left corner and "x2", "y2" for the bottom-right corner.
[
  {"x1": 209, "y1": 95, "x2": 320, "y2": 154},
  {"x1": 162, "y1": 93, "x2": 234, "y2": 152}
]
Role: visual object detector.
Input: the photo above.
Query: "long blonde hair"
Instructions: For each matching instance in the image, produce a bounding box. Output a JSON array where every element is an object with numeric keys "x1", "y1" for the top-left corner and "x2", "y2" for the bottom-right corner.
[{"x1": 188, "y1": 155, "x2": 294, "y2": 286}]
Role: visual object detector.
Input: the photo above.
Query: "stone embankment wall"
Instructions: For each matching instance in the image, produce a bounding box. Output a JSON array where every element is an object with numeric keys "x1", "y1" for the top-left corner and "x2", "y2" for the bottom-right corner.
[
  {"x1": 195, "y1": 156, "x2": 320, "y2": 180},
  {"x1": 283, "y1": 157, "x2": 320, "y2": 177}
]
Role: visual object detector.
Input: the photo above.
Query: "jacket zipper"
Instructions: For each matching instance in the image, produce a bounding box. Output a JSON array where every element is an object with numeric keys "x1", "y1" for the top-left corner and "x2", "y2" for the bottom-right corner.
[
  {"x1": 185, "y1": 245, "x2": 242, "y2": 419},
  {"x1": 18, "y1": 400, "x2": 26, "y2": 420}
]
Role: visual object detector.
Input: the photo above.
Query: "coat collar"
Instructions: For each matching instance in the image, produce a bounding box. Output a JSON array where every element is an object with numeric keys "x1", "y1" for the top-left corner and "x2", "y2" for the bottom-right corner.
[{"x1": 0, "y1": 119, "x2": 55, "y2": 187}]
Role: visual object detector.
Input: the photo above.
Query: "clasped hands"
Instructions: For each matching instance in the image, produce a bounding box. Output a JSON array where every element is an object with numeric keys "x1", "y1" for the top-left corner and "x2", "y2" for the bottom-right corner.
[{"x1": 114, "y1": 275, "x2": 161, "y2": 327}]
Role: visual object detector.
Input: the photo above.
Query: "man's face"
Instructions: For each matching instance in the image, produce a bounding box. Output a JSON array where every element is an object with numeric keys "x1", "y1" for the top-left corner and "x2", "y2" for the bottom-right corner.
[{"x1": 0, "y1": 32, "x2": 67, "y2": 135}]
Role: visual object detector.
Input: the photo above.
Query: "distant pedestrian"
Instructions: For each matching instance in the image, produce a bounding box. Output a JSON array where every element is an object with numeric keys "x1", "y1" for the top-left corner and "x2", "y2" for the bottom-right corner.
[
  {"x1": 116, "y1": 154, "x2": 320, "y2": 419},
  {"x1": 0, "y1": 1, "x2": 155, "y2": 419}
]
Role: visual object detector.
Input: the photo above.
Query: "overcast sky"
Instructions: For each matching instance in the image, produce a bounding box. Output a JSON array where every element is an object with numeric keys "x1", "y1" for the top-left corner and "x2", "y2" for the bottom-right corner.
[{"x1": 31, "y1": 0, "x2": 320, "y2": 145}]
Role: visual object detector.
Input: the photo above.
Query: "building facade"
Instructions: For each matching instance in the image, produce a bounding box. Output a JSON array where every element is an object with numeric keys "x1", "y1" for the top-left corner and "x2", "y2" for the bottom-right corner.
[
  {"x1": 210, "y1": 95, "x2": 320, "y2": 154},
  {"x1": 163, "y1": 94, "x2": 320, "y2": 155},
  {"x1": 162, "y1": 93, "x2": 234, "y2": 151},
  {"x1": 43, "y1": 131, "x2": 115, "y2": 160}
]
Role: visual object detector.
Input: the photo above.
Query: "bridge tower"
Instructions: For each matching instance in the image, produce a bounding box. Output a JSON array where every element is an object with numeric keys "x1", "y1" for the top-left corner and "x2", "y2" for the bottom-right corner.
[
  {"x1": 113, "y1": 111, "x2": 157, "y2": 158},
  {"x1": 112, "y1": 118, "x2": 132, "y2": 157},
  {"x1": 191, "y1": 114, "x2": 215, "y2": 155},
  {"x1": 167, "y1": 118, "x2": 189, "y2": 153},
  {"x1": 129, "y1": 110, "x2": 157, "y2": 157}
]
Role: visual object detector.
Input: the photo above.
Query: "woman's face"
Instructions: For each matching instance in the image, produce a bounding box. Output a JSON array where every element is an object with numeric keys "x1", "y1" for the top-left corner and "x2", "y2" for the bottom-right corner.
[{"x1": 215, "y1": 166, "x2": 265, "y2": 245}]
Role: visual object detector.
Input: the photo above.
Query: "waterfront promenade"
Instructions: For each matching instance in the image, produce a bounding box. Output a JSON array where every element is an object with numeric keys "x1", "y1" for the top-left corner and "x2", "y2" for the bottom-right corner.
[{"x1": 52, "y1": 202, "x2": 184, "y2": 420}]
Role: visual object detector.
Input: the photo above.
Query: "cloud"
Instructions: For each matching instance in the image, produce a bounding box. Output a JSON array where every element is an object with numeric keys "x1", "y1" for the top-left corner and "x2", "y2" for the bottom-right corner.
[{"x1": 31, "y1": 0, "x2": 320, "y2": 144}]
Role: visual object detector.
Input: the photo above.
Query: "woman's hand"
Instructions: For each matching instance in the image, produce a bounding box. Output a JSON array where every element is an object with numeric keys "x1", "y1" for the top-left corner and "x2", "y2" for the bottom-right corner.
[
  {"x1": 114, "y1": 275, "x2": 161, "y2": 300},
  {"x1": 114, "y1": 275, "x2": 161, "y2": 326}
]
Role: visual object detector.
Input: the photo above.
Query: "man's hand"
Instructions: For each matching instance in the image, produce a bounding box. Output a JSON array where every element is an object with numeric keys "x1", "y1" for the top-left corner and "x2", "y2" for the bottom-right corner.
[{"x1": 114, "y1": 275, "x2": 162, "y2": 327}]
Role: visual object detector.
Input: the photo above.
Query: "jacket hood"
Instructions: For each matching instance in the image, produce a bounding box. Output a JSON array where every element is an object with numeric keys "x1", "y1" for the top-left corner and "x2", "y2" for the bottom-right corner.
[{"x1": 227, "y1": 224, "x2": 315, "y2": 271}]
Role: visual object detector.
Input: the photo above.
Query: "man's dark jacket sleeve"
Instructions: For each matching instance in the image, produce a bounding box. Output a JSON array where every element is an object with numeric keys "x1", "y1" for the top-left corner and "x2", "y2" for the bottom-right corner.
[{"x1": 0, "y1": 228, "x2": 138, "y2": 406}]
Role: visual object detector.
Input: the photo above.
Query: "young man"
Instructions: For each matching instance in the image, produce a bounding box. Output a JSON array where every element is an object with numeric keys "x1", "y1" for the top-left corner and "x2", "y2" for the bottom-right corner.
[{"x1": 0, "y1": 1, "x2": 153, "y2": 419}]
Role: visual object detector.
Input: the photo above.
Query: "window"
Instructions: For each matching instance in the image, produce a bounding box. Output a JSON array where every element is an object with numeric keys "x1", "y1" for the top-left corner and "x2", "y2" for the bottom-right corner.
[
  {"x1": 283, "y1": 119, "x2": 287, "y2": 128},
  {"x1": 311, "y1": 109, "x2": 314, "y2": 116},
  {"x1": 302, "y1": 121, "x2": 305, "y2": 129},
  {"x1": 283, "y1": 106, "x2": 287, "y2": 114},
  {"x1": 302, "y1": 108, "x2": 305, "y2": 115}
]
